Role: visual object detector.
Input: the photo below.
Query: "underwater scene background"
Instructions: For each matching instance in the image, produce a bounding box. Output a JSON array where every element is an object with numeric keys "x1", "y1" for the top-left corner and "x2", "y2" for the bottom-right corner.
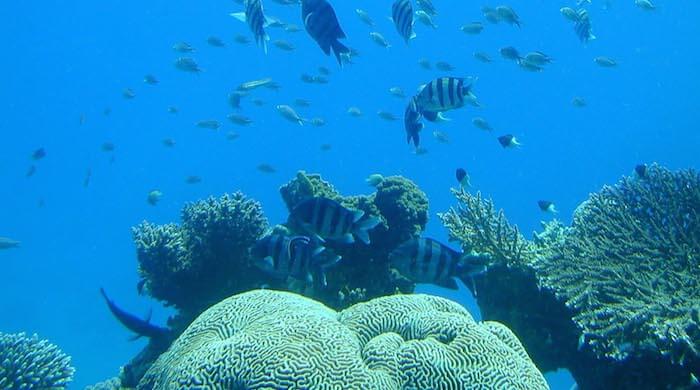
[{"x1": 1, "y1": 0, "x2": 699, "y2": 389}]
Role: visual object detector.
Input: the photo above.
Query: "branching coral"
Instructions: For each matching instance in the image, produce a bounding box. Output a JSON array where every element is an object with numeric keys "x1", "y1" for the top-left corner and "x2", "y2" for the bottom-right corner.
[
  {"x1": 440, "y1": 164, "x2": 700, "y2": 389},
  {"x1": 133, "y1": 191, "x2": 268, "y2": 312},
  {"x1": 534, "y1": 165, "x2": 700, "y2": 364},
  {"x1": 0, "y1": 332, "x2": 75, "y2": 389},
  {"x1": 439, "y1": 189, "x2": 533, "y2": 266},
  {"x1": 138, "y1": 290, "x2": 548, "y2": 390}
]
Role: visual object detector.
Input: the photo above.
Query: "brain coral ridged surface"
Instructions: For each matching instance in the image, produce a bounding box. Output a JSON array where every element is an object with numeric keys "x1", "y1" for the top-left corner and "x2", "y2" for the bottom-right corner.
[{"x1": 139, "y1": 290, "x2": 548, "y2": 390}]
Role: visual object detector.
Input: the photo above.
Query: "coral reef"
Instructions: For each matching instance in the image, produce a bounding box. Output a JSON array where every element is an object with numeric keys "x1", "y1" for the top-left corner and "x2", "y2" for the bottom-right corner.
[
  {"x1": 278, "y1": 171, "x2": 429, "y2": 309},
  {"x1": 133, "y1": 191, "x2": 268, "y2": 313},
  {"x1": 138, "y1": 289, "x2": 548, "y2": 389},
  {"x1": 0, "y1": 332, "x2": 75, "y2": 389},
  {"x1": 440, "y1": 164, "x2": 700, "y2": 389},
  {"x1": 84, "y1": 376, "x2": 122, "y2": 390}
]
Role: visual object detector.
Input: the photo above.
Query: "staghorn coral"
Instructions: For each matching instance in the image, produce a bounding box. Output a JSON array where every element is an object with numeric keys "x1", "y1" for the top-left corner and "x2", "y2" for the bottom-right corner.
[
  {"x1": 138, "y1": 290, "x2": 548, "y2": 390},
  {"x1": 133, "y1": 191, "x2": 268, "y2": 312},
  {"x1": 534, "y1": 165, "x2": 700, "y2": 363},
  {"x1": 440, "y1": 165, "x2": 700, "y2": 389},
  {"x1": 0, "y1": 332, "x2": 75, "y2": 389}
]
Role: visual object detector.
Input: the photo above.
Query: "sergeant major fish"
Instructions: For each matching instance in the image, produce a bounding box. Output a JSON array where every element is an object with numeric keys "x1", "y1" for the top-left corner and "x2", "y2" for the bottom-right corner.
[
  {"x1": 290, "y1": 197, "x2": 380, "y2": 244},
  {"x1": 251, "y1": 234, "x2": 339, "y2": 285},
  {"x1": 414, "y1": 77, "x2": 477, "y2": 121},
  {"x1": 389, "y1": 237, "x2": 488, "y2": 290},
  {"x1": 302, "y1": 0, "x2": 350, "y2": 65},
  {"x1": 231, "y1": 0, "x2": 273, "y2": 54},
  {"x1": 392, "y1": 0, "x2": 416, "y2": 44}
]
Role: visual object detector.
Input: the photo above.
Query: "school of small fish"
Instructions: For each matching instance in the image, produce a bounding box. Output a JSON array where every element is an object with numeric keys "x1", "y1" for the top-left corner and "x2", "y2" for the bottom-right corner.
[{"x1": 14, "y1": 0, "x2": 660, "y2": 274}]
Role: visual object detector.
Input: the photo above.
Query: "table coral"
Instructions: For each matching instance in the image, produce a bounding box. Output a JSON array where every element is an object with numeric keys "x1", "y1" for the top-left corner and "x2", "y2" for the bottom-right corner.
[{"x1": 138, "y1": 290, "x2": 548, "y2": 390}]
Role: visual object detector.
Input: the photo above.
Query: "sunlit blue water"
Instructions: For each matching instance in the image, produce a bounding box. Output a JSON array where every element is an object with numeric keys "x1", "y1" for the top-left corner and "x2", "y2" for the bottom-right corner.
[{"x1": 1, "y1": 0, "x2": 699, "y2": 388}]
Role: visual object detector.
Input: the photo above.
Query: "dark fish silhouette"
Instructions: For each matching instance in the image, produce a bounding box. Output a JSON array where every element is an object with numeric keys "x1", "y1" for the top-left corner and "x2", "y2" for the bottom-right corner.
[
  {"x1": 635, "y1": 164, "x2": 647, "y2": 178},
  {"x1": 404, "y1": 97, "x2": 424, "y2": 148},
  {"x1": 99, "y1": 288, "x2": 170, "y2": 341},
  {"x1": 498, "y1": 134, "x2": 521, "y2": 148},
  {"x1": 455, "y1": 168, "x2": 470, "y2": 188},
  {"x1": 537, "y1": 200, "x2": 557, "y2": 213},
  {"x1": 231, "y1": 0, "x2": 272, "y2": 53},
  {"x1": 302, "y1": 0, "x2": 350, "y2": 64}
]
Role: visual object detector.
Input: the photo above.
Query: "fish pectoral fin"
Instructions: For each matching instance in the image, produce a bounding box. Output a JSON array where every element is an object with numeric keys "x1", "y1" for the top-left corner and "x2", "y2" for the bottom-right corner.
[
  {"x1": 351, "y1": 209, "x2": 365, "y2": 223},
  {"x1": 263, "y1": 16, "x2": 277, "y2": 28},
  {"x1": 230, "y1": 12, "x2": 247, "y2": 22},
  {"x1": 340, "y1": 233, "x2": 355, "y2": 244}
]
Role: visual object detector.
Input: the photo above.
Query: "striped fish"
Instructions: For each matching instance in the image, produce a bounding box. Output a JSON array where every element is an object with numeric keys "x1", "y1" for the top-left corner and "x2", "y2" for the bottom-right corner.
[
  {"x1": 251, "y1": 234, "x2": 338, "y2": 284},
  {"x1": 302, "y1": 0, "x2": 350, "y2": 65},
  {"x1": 290, "y1": 197, "x2": 380, "y2": 244},
  {"x1": 417, "y1": 0, "x2": 437, "y2": 16},
  {"x1": 392, "y1": 0, "x2": 416, "y2": 44},
  {"x1": 404, "y1": 96, "x2": 424, "y2": 147},
  {"x1": 414, "y1": 77, "x2": 477, "y2": 120},
  {"x1": 574, "y1": 9, "x2": 595, "y2": 43},
  {"x1": 231, "y1": 0, "x2": 271, "y2": 54},
  {"x1": 389, "y1": 238, "x2": 487, "y2": 289}
]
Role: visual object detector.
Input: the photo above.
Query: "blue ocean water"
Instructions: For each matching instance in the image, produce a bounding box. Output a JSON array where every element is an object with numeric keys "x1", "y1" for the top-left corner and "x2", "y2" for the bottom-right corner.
[{"x1": 1, "y1": 0, "x2": 699, "y2": 388}]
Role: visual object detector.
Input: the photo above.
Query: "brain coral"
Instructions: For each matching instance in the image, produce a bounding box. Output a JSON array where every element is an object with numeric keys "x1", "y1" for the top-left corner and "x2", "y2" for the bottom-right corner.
[
  {"x1": 138, "y1": 290, "x2": 548, "y2": 390},
  {"x1": 0, "y1": 332, "x2": 75, "y2": 390}
]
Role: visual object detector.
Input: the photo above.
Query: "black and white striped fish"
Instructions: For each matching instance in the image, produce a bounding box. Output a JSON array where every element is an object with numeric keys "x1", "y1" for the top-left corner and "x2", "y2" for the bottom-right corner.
[
  {"x1": 574, "y1": 9, "x2": 595, "y2": 43},
  {"x1": 392, "y1": 0, "x2": 416, "y2": 44},
  {"x1": 414, "y1": 77, "x2": 477, "y2": 120},
  {"x1": 251, "y1": 234, "x2": 338, "y2": 284},
  {"x1": 404, "y1": 96, "x2": 424, "y2": 148},
  {"x1": 302, "y1": 0, "x2": 350, "y2": 64},
  {"x1": 389, "y1": 237, "x2": 488, "y2": 289},
  {"x1": 290, "y1": 197, "x2": 380, "y2": 244},
  {"x1": 231, "y1": 0, "x2": 272, "y2": 54}
]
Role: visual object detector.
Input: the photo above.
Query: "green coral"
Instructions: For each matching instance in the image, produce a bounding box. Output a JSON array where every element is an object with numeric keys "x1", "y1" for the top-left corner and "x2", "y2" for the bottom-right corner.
[
  {"x1": 279, "y1": 170, "x2": 341, "y2": 211},
  {"x1": 440, "y1": 165, "x2": 700, "y2": 389},
  {"x1": 0, "y1": 332, "x2": 75, "y2": 390},
  {"x1": 138, "y1": 290, "x2": 548, "y2": 390},
  {"x1": 133, "y1": 191, "x2": 268, "y2": 312},
  {"x1": 534, "y1": 165, "x2": 700, "y2": 363},
  {"x1": 85, "y1": 376, "x2": 122, "y2": 390},
  {"x1": 373, "y1": 176, "x2": 429, "y2": 243}
]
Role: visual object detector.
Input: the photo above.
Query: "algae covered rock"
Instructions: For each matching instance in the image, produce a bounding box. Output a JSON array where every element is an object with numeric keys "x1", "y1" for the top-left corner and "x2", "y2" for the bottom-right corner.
[
  {"x1": 440, "y1": 164, "x2": 700, "y2": 389},
  {"x1": 138, "y1": 290, "x2": 548, "y2": 390},
  {"x1": 0, "y1": 332, "x2": 75, "y2": 389},
  {"x1": 133, "y1": 191, "x2": 268, "y2": 312}
]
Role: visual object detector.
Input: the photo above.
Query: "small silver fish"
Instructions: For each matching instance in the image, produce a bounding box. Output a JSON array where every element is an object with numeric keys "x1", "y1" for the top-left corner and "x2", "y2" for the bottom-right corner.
[
  {"x1": 365, "y1": 174, "x2": 384, "y2": 187},
  {"x1": 174, "y1": 57, "x2": 202, "y2": 73},
  {"x1": 369, "y1": 32, "x2": 391, "y2": 48},
  {"x1": 276, "y1": 105, "x2": 305, "y2": 125},
  {"x1": 460, "y1": 22, "x2": 483, "y2": 35},
  {"x1": 0, "y1": 237, "x2": 20, "y2": 250},
  {"x1": 415, "y1": 10, "x2": 437, "y2": 29},
  {"x1": 355, "y1": 8, "x2": 374, "y2": 26}
]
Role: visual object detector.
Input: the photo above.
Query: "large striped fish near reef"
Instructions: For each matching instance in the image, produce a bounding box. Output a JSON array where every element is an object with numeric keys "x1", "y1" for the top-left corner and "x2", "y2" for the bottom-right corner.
[
  {"x1": 414, "y1": 77, "x2": 478, "y2": 121},
  {"x1": 392, "y1": 0, "x2": 416, "y2": 44},
  {"x1": 251, "y1": 234, "x2": 340, "y2": 285},
  {"x1": 290, "y1": 197, "x2": 380, "y2": 244},
  {"x1": 231, "y1": 0, "x2": 273, "y2": 54},
  {"x1": 389, "y1": 237, "x2": 489, "y2": 289},
  {"x1": 301, "y1": 0, "x2": 350, "y2": 64},
  {"x1": 99, "y1": 288, "x2": 170, "y2": 342}
]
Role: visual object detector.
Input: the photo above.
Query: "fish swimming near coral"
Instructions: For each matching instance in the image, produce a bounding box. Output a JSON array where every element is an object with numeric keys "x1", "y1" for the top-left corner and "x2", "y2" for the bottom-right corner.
[
  {"x1": 290, "y1": 197, "x2": 380, "y2": 244},
  {"x1": 251, "y1": 234, "x2": 339, "y2": 285},
  {"x1": 0, "y1": 237, "x2": 20, "y2": 250},
  {"x1": 99, "y1": 288, "x2": 170, "y2": 341},
  {"x1": 389, "y1": 237, "x2": 488, "y2": 289},
  {"x1": 414, "y1": 77, "x2": 477, "y2": 121},
  {"x1": 301, "y1": 0, "x2": 350, "y2": 65},
  {"x1": 231, "y1": 0, "x2": 273, "y2": 54}
]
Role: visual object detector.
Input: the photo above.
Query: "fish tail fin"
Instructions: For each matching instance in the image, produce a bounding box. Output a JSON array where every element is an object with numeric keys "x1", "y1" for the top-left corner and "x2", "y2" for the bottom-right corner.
[
  {"x1": 353, "y1": 216, "x2": 380, "y2": 245},
  {"x1": 331, "y1": 40, "x2": 350, "y2": 65}
]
